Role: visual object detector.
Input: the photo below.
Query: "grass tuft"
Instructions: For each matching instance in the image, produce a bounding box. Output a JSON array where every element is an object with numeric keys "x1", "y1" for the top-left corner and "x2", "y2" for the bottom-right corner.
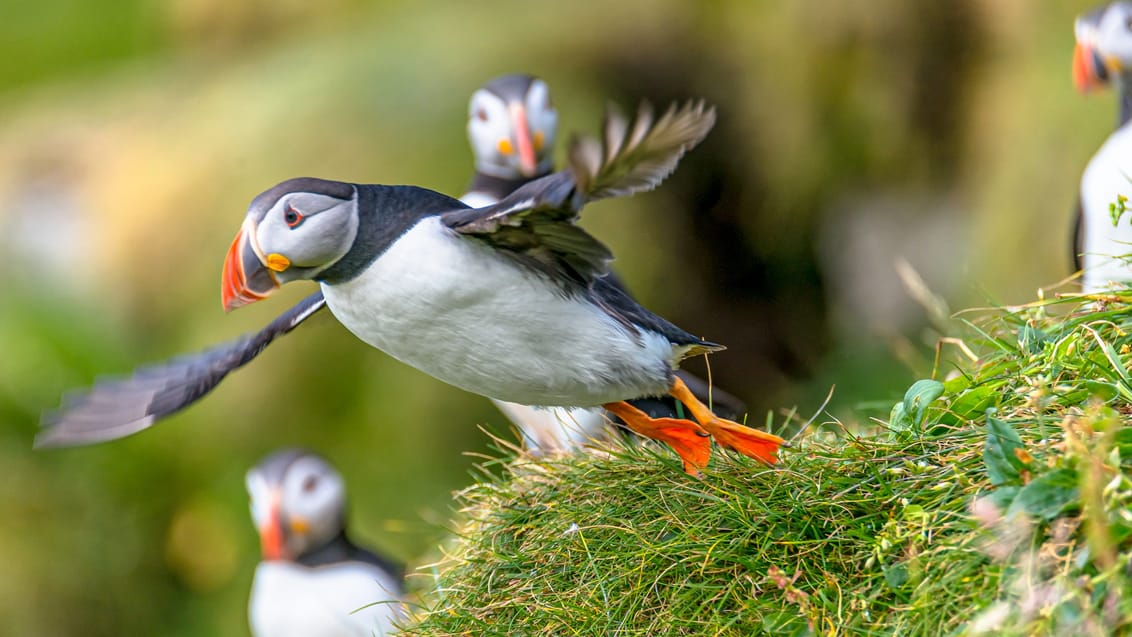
[{"x1": 405, "y1": 288, "x2": 1132, "y2": 636}]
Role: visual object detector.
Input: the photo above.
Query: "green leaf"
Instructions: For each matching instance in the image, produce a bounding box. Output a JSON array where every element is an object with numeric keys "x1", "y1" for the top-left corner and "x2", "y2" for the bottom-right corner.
[
  {"x1": 1006, "y1": 468, "x2": 1079, "y2": 521},
  {"x1": 984, "y1": 410, "x2": 1026, "y2": 486},
  {"x1": 1114, "y1": 426, "x2": 1132, "y2": 459},
  {"x1": 889, "y1": 402, "x2": 909, "y2": 431},
  {"x1": 938, "y1": 384, "x2": 998, "y2": 426},
  {"x1": 891, "y1": 379, "x2": 945, "y2": 432}
]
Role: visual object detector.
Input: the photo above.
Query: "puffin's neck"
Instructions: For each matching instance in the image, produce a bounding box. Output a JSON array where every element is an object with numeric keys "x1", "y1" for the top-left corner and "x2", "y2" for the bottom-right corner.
[
  {"x1": 1119, "y1": 77, "x2": 1132, "y2": 128},
  {"x1": 295, "y1": 530, "x2": 405, "y2": 586},
  {"x1": 466, "y1": 170, "x2": 549, "y2": 202},
  {"x1": 317, "y1": 184, "x2": 469, "y2": 285},
  {"x1": 295, "y1": 530, "x2": 355, "y2": 567}
]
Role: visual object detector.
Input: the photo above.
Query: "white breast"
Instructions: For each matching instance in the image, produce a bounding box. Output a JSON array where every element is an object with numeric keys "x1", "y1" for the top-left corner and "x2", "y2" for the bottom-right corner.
[
  {"x1": 249, "y1": 561, "x2": 404, "y2": 637},
  {"x1": 1081, "y1": 123, "x2": 1132, "y2": 292},
  {"x1": 321, "y1": 216, "x2": 675, "y2": 406}
]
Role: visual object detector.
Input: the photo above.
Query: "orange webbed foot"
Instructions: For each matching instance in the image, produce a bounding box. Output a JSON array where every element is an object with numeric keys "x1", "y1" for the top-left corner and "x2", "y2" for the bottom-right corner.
[
  {"x1": 603, "y1": 401, "x2": 712, "y2": 475},
  {"x1": 696, "y1": 416, "x2": 784, "y2": 464},
  {"x1": 668, "y1": 376, "x2": 785, "y2": 465}
]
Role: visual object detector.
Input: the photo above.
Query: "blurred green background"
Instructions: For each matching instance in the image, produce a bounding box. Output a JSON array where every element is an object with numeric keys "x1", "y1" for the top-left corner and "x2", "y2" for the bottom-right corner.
[{"x1": 0, "y1": 1, "x2": 1112, "y2": 634}]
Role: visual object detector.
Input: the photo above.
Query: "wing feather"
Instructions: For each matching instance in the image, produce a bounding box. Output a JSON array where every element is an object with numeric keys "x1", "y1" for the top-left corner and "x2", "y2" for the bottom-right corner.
[
  {"x1": 442, "y1": 98, "x2": 715, "y2": 286},
  {"x1": 36, "y1": 291, "x2": 327, "y2": 448}
]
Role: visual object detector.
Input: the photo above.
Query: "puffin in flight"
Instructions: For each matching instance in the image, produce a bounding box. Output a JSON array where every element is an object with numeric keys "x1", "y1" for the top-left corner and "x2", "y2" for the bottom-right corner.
[
  {"x1": 246, "y1": 448, "x2": 405, "y2": 637},
  {"x1": 40, "y1": 97, "x2": 783, "y2": 475},
  {"x1": 1073, "y1": 1, "x2": 1132, "y2": 291}
]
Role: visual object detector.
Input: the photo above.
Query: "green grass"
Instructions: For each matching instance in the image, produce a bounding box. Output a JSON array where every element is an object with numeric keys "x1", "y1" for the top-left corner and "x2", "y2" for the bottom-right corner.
[{"x1": 404, "y1": 288, "x2": 1132, "y2": 636}]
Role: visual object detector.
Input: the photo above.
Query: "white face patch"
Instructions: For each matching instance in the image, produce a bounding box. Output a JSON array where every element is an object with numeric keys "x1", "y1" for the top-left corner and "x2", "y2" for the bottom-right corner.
[
  {"x1": 467, "y1": 81, "x2": 558, "y2": 178},
  {"x1": 254, "y1": 192, "x2": 359, "y2": 280},
  {"x1": 246, "y1": 469, "x2": 273, "y2": 530},
  {"x1": 1098, "y1": 3, "x2": 1132, "y2": 68},
  {"x1": 468, "y1": 89, "x2": 514, "y2": 176},
  {"x1": 277, "y1": 455, "x2": 346, "y2": 552},
  {"x1": 246, "y1": 453, "x2": 347, "y2": 557}
]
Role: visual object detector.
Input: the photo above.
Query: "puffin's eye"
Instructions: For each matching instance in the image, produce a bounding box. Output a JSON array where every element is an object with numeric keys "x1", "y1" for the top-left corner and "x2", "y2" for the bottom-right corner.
[
  {"x1": 476, "y1": 108, "x2": 488, "y2": 122},
  {"x1": 301, "y1": 474, "x2": 319, "y2": 493},
  {"x1": 1125, "y1": 15, "x2": 1132, "y2": 31},
  {"x1": 284, "y1": 206, "x2": 304, "y2": 228}
]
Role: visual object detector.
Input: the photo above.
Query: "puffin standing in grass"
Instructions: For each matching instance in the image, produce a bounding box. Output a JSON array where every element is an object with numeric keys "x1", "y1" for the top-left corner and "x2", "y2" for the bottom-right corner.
[
  {"x1": 39, "y1": 98, "x2": 783, "y2": 475},
  {"x1": 1073, "y1": 2, "x2": 1132, "y2": 291},
  {"x1": 246, "y1": 449, "x2": 404, "y2": 637}
]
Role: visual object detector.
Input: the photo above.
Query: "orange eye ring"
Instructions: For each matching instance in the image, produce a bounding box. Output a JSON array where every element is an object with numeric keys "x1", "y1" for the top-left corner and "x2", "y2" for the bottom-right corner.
[
  {"x1": 533, "y1": 131, "x2": 545, "y2": 152},
  {"x1": 497, "y1": 139, "x2": 514, "y2": 155},
  {"x1": 284, "y1": 206, "x2": 304, "y2": 228}
]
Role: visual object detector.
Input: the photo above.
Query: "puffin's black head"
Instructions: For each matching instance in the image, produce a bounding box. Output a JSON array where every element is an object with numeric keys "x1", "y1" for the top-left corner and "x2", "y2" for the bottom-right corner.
[
  {"x1": 246, "y1": 448, "x2": 347, "y2": 561},
  {"x1": 222, "y1": 177, "x2": 358, "y2": 311},
  {"x1": 468, "y1": 73, "x2": 557, "y2": 179},
  {"x1": 1074, "y1": 2, "x2": 1132, "y2": 92}
]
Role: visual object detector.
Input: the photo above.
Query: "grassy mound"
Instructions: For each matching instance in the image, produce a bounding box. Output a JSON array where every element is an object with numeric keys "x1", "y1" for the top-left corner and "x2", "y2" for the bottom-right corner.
[{"x1": 406, "y1": 290, "x2": 1132, "y2": 636}]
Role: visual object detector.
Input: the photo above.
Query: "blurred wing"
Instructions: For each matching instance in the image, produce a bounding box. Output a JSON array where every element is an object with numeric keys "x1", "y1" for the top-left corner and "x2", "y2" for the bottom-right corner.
[
  {"x1": 442, "y1": 100, "x2": 716, "y2": 285},
  {"x1": 36, "y1": 291, "x2": 327, "y2": 448}
]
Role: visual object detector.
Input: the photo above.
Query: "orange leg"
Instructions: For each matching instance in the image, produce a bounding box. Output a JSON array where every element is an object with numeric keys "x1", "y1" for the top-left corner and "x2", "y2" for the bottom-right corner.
[
  {"x1": 603, "y1": 400, "x2": 712, "y2": 476},
  {"x1": 669, "y1": 376, "x2": 785, "y2": 465}
]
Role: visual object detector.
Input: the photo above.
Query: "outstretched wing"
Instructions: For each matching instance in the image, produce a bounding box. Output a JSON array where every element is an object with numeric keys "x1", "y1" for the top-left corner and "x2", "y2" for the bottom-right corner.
[
  {"x1": 442, "y1": 100, "x2": 716, "y2": 286},
  {"x1": 36, "y1": 291, "x2": 327, "y2": 448}
]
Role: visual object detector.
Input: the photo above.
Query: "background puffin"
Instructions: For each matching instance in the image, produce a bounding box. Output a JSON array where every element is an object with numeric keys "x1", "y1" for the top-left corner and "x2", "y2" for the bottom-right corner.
[
  {"x1": 246, "y1": 448, "x2": 404, "y2": 637},
  {"x1": 1073, "y1": 1, "x2": 1132, "y2": 291}
]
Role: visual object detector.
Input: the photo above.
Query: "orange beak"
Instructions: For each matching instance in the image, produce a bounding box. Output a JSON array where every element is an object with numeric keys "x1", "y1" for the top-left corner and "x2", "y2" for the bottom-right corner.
[
  {"x1": 221, "y1": 223, "x2": 279, "y2": 312},
  {"x1": 258, "y1": 492, "x2": 286, "y2": 561},
  {"x1": 508, "y1": 102, "x2": 538, "y2": 177},
  {"x1": 1074, "y1": 40, "x2": 1109, "y2": 93}
]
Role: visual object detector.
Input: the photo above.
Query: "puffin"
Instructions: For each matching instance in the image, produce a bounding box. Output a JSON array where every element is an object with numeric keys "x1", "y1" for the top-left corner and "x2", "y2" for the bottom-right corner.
[
  {"x1": 462, "y1": 74, "x2": 747, "y2": 455},
  {"x1": 1073, "y1": 2, "x2": 1132, "y2": 291},
  {"x1": 39, "y1": 98, "x2": 783, "y2": 475},
  {"x1": 246, "y1": 448, "x2": 405, "y2": 637},
  {"x1": 221, "y1": 99, "x2": 783, "y2": 474},
  {"x1": 461, "y1": 73, "x2": 557, "y2": 207}
]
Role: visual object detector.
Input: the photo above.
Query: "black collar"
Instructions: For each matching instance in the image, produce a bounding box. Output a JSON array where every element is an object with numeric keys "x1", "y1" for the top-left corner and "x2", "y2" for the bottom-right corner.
[{"x1": 295, "y1": 530, "x2": 404, "y2": 588}]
